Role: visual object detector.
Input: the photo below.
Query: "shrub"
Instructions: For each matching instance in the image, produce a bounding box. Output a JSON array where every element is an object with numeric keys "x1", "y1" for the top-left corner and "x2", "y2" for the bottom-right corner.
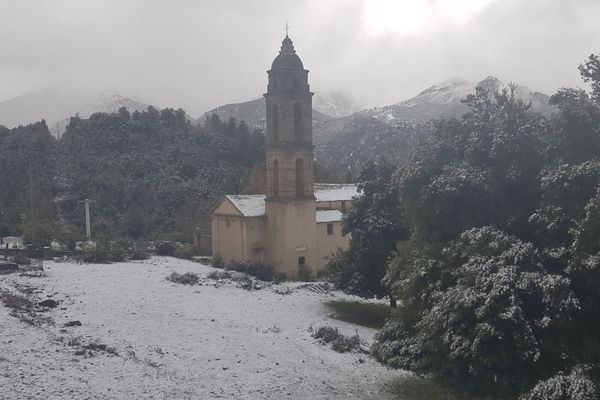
[
  {"x1": 312, "y1": 325, "x2": 362, "y2": 353},
  {"x1": 174, "y1": 244, "x2": 198, "y2": 260},
  {"x1": 166, "y1": 272, "x2": 199, "y2": 285},
  {"x1": 128, "y1": 249, "x2": 151, "y2": 260},
  {"x1": 520, "y1": 366, "x2": 598, "y2": 400},
  {"x1": 211, "y1": 254, "x2": 224, "y2": 269},
  {"x1": 156, "y1": 241, "x2": 176, "y2": 256},
  {"x1": 297, "y1": 263, "x2": 313, "y2": 281},
  {"x1": 225, "y1": 261, "x2": 277, "y2": 281},
  {"x1": 79, "y1": 241, "x2": 126, "y2": 263},
  {"x1": 313, "y1": 326, "x2": 341, "y2": 343},
  {"x1": 207, "y1": 270, "x2": 233, "y2": 280},
  {"x1": 331, "y1": 334, "x2": 361, "y2": 353}
]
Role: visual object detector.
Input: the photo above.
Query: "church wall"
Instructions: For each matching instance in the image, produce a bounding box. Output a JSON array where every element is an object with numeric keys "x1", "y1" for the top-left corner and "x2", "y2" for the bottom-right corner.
[
  {"x1": 265, "y1": 199, "x2": 318, "y2": 277},
  {"x1": 315, "y1": 221, "x2": 350, "y2": 273},
  {"x1": 242, "y1": 217, "x2": 267, "y2": 263},
  {"x1": 211, "y1": 216, "x2": 245, "y2": 263}
]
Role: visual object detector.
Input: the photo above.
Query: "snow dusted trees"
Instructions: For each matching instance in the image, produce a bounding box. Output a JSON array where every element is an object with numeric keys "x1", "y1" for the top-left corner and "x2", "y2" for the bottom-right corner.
[
  {"x1": 326, "y1": 158, "x2": 408, "y2": 302},
  {"x1": 374, "y1": 227, "x2": 578, "y2": 394},
  {"x1": 368, "y1": 55, "x2": 600, "y2": 398}
]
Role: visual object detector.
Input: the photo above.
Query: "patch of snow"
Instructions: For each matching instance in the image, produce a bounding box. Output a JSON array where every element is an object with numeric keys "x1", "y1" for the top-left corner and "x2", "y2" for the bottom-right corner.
[
  {"x1": 0, "y1": 257, "x2": 405, "y2": 399},
  {"x1": 314, "y1": 184, "x2": 358, "y2": 202},
  {"x1": 226, "y1": 194, "x2": 266, "y2": 217}
]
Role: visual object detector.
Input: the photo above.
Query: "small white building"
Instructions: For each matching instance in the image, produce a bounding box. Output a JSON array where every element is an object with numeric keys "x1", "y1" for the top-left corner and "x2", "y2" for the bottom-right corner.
[{"x1": 0, "y1": 236, "x2": 24, "y2": 249}]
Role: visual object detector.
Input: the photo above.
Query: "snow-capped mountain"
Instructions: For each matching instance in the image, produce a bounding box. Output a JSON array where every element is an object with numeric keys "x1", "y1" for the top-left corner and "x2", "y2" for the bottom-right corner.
[
  {"x1": 362, "y1": 76, "x2": 556, "y2": 126},
  {"x1": 197, "y1": 97, "x2": 331, "y2": 129},
  {"x1": 312, "y1": 92, "x2": 363, "y2": 119},
  {"x1": 0, "y1": 89, "x2": 149, "y2": 137}
]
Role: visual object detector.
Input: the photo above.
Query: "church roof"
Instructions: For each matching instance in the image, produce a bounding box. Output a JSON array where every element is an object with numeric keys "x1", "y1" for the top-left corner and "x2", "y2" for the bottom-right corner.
[
  {"x1": 224, "y1": 195, "x2": 266, "y2": 217},
  {"x1": 219, "y1": 184, "x2": 358, "y2": 218},
  {"x1": 314, "y1": 184, "x2": 359, "y2": 202},
  {"x1": 316, "y1": 210, "x2": 343, "y2": 223},
  {"x1": 271, "y1": 35, "x2": 304, "y2": 69}
]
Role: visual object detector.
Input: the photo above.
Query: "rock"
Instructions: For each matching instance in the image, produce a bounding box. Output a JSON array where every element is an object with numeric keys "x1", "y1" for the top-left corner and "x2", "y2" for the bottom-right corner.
[
  {"x1": 39, "y1": 299, "x2": 59, "y2": 308},
  {"x1": 63, "y1": 320, "x2": 82, "y2": 327}
]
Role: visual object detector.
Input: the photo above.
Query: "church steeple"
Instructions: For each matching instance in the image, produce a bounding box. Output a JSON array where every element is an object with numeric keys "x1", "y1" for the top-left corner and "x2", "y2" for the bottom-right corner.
[{"x1": 264, "y1": 34, "x2": 314, "y2": 201}]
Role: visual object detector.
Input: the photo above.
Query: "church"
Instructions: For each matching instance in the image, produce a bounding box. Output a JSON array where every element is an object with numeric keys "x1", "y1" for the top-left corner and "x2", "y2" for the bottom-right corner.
[{"x1": 210, "y1": 34, "x2": 358, "y2": 277}]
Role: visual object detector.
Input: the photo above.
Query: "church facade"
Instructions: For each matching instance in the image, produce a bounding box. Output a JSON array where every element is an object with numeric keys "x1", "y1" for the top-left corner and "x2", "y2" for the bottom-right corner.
[{"x1": 210, "y1": 35, "x2": 357, "y2": 277}]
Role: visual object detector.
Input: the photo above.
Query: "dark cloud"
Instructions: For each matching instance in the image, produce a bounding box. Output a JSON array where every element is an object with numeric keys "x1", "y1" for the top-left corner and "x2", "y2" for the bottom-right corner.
[{"x1": 1, "y1": 0, "x2": 599, "y2": 116}]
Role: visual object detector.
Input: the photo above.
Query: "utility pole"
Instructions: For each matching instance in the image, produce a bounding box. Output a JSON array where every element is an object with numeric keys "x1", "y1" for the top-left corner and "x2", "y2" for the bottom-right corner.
[{"x1": 78, "y1": 199, "x2": 95, "y2": 241}]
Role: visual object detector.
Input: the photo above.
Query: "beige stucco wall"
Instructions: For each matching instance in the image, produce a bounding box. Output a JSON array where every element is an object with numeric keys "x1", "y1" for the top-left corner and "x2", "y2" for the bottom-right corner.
[
  {"x1": 265, "y1": 198, "x2": 318, "y2": 277},
  {"x1": 211, "y1": 216, "x2": 244, "y2": 263},
  {"x1": 211, "y1": 214, "x2": 267, "y2": 264},
  {"x1": 315, "y1": 221, "x2": 350, "y2": 274},
  {"x1": 243, "y1": 217, "x2": 267, "y2": 263}
]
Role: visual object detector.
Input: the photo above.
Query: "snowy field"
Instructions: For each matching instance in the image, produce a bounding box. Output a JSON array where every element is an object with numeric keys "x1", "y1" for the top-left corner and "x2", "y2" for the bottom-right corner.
[{"x1": 0, "y1": 257, "x2": 406, "y2": 399}]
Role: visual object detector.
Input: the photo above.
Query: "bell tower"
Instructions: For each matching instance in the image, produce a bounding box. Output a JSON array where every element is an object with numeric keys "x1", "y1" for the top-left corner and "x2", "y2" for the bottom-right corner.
[
  {"x1": 264, "y1": 33, "x2": 317, "y2": 276},
  {"x1": 265, "y1": 34, "x2": 314, "y2": 200}
]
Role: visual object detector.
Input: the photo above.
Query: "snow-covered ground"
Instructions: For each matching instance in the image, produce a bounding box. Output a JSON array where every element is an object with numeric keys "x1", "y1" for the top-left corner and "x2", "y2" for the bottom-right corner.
[{"x1": 0, "y1": 257, "x2": 405, "y2": 399}]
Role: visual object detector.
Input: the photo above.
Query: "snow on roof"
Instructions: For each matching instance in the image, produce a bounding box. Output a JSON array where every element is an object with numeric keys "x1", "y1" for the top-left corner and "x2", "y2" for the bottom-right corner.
[
  {"x1": 316, "y1": 210, "x2": 343, "y2": 223},
  {"x1": 225, "y1": 195, "x2": 266, "y2": 217},
  {"x1": 220, "y1": 184, "x2": 358, "y2": 217},
  {"x1": 314, "y1": 184, "x2": 358, "y2": 202}
]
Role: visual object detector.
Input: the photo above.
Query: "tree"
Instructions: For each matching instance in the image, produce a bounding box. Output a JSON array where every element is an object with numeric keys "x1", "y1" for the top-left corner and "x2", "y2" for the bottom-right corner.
[
  {"x1": 327, "y1": 158, "x2": 409, "y2": 303},
  {"x1": 374, "y1": 227, "x2": 578, "y2": 396},
  {"x1": 579, "y1": 53, "x2": 600, "y2": 103}
]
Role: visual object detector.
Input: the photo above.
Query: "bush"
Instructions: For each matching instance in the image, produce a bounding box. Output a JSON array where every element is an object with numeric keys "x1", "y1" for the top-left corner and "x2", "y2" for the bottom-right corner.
[
  {"x1": 79, "y1": 241, "x2": 126, "y2": 263},
  {"x1": 207, "y1": 270, "x2": 233, "y2": 280},
  {"x1": 166, "y1": 272, "x2": 200, "y2": 285},
  {"x1": 225, "y1": 261, "x2": 277, "y2": 281},
  {"x1": 128, "y1": 249, "x2": 151, "y2": 260},
  {"x1": 174, "y1": 244, "x2": 198, "y2": 260},
  {"x1": 211, "y1": 254, "x2": 224, "y2": 269},
  {"x1": 297, "y1": 263, "x2": 313, "y2": 281},
  {"x1": 325, "y1": 249, "x2": 365, "y2": 295},
  {"x1": 312, "y1": 325, "x2": 362, "y2": 353},
  {"x1": 520, "y1": 366, "x2": 598, "y2": 400},
  {"x1": 156, "y1": 241, "x2": 176, "y2": 256}
]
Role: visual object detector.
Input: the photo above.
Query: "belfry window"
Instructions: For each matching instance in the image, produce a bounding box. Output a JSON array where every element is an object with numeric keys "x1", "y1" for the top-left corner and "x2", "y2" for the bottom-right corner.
[
  {"x1": 295, "y1": 158, "x2": 304, "y2": 197},
  {"x1": 272, "y1": 159, "x2": 279, "y2": 197},
  {"x1": 294, "y1": 103, "x2": 302, "y2": 140},
  {"x1": 272, "y1": 104, "x2": 279, "y2": 142}
]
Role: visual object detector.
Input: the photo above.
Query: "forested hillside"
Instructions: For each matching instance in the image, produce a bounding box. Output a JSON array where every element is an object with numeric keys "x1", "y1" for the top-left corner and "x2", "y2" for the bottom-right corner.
[{"x1": 0, "y1": 109, "x2": 264, "y2": 245}]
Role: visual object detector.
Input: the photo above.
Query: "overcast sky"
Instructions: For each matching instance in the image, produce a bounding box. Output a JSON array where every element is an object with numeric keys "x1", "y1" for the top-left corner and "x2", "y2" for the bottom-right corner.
[{"x1": 1, "y1": 0, "x2": 600, "y2": 116}]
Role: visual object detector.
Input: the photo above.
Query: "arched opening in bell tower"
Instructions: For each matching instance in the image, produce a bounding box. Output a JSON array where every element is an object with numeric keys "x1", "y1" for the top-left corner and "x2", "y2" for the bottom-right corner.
[
  {"x1": 294, "y1": 103, "x2": 302, "y2": 141},
  {"x1": 295, "y1": 158, "x2": 304, "y2": 197},
  {"x1": 272, "y1": 104, "x2": 279, "y2": 142},
  {"x1": 272, "y1": 159, "x2": 279, "y2": 197}
]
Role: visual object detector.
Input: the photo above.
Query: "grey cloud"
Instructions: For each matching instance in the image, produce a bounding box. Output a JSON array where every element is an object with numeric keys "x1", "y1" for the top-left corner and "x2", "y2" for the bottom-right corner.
[{"x1": 1, "y1": 0, "x2": 599, "y2": 117}]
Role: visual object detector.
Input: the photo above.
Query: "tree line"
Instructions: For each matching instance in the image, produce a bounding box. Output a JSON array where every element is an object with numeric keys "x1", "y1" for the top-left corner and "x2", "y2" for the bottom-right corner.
[
  {"x1": 329, "y1": 54, "x2": 600, "y2": 399},
  {"x1": 0, "y1": 109, "x2": 264, "y2": 248}
]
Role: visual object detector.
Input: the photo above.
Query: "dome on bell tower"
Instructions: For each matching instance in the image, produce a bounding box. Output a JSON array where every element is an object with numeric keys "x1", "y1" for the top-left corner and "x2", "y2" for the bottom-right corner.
[{"x1": 271, "y1": 35, "x2": 304, "y2": 69}]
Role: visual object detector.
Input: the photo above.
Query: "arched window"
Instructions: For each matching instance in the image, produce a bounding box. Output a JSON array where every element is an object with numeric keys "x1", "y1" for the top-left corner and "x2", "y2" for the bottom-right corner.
[
  {"x1": 272, "y1": 104, "x2": 279, "y2": 142},
  {"x1": 294, "y1": 103, "x2": 302, "y2": 141},
  {"x1": 295, "y1": 158, "x2": 304, "y2": 197},
  {"x1": 272, "y1": 159, "x2": 279, "y2": 197}
]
